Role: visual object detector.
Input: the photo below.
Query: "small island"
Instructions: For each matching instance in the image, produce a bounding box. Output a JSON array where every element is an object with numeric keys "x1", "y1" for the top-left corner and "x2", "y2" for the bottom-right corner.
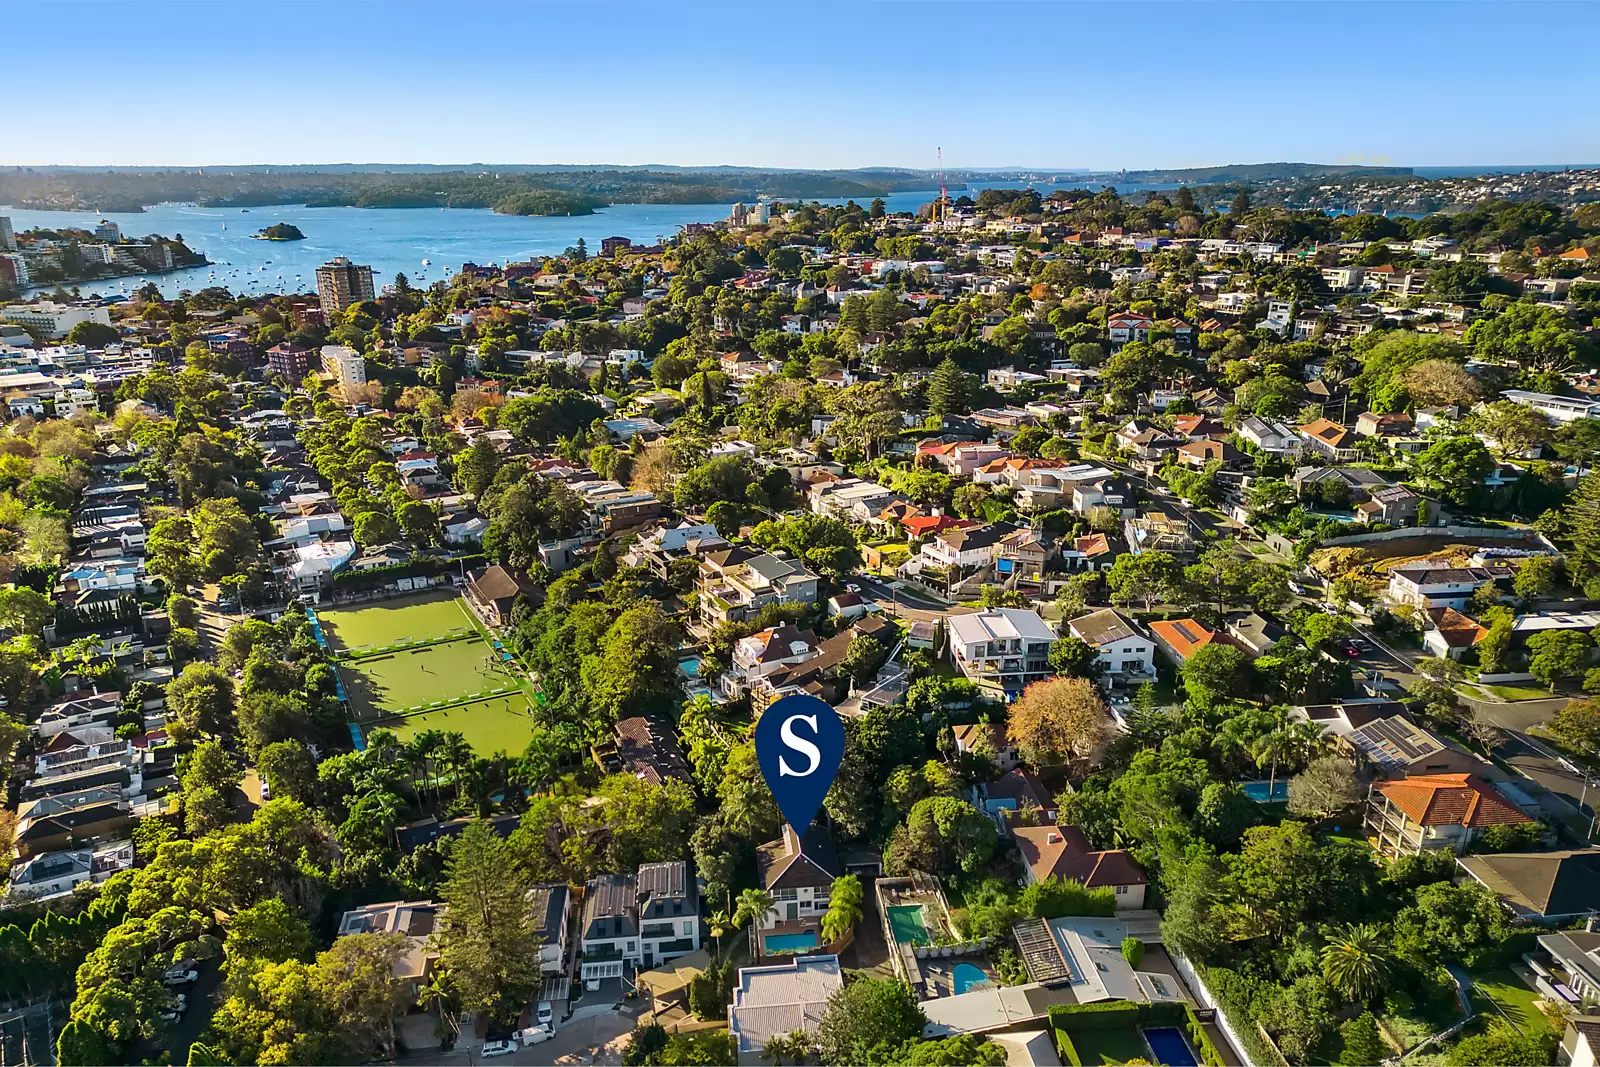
[{"x1": 252, "y1": 223, "x2": 305, "y2": 241}]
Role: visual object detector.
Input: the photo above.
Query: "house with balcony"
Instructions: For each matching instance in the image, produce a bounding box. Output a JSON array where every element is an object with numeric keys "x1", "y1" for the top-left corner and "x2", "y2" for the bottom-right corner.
[
  {"x1": 528, "y1": 883, "x2": 571, "y2": 975},
  {"x1": 1356, "y1": 484, "x2": 1423, "y2": 525},
  {"x1": 1364, "y1": 773, "x2": 1533, "y2": 857},
  {"x1": 952, "y1": 723, "x2": 1019, "y2": 769},
  {"x1": 755, "y1": 825, "x2": 839, "y2": 957},
  {"x1": 1298, "y1": 417, "x2": 1360, "y2": 461},
  {"x1": 336, "y1": 900, "x2": 445, "y2": 999},
  {"x1": 1387, "y1": 563, "x2": 1492, "y2": 610},
  {"x1": 580, "y1": 873, "x2": 641, "y2": 989},
  {"x1": 947, "y1": 608, "x2": 1056, "y2": 698},
  {"x1": 903, "y1": 522, "x2": 1017, "y2": 598},
  {"x1": 1067, "y1": 609, "x2": 1155, "y2": 685},
  {"x1": 697, "y1": 551, "x2": 821, "y2": 626},
  {"x1": 636, "y1": 861, "x2": 701, "y2": 969},
  {"x1": 720, "y1": 624, "x2": 820, "y2": 701},
  {"x1": 919, "y1": 440, "x2": 1011, "y2": 477}
]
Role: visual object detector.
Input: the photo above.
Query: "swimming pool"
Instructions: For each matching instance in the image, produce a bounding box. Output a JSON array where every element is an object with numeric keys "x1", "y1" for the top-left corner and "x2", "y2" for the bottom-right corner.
[
  {"x1": 677, "y1": 657, "x2": 702, "y2": 679},
  {"x1": 1143, "y1": 1027, "x2": 1199, "y2": 1067},
  {"x1": 886, "y1": 904, "x2": 930, "y2": 946},
  {"x1": 763, "y1": 931, "x2": 819, "y2": 953},
  {"x1": 952, "y1": 962, "x2": 993, "y2": 995},
  {"x1": 1241, "y1": 779, "x2": 1289, "y2": 803}
]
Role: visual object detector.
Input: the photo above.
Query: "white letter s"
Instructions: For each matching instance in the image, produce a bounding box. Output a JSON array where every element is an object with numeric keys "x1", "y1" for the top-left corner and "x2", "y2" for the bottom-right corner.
[{"x1": 778, "y1": 713, "x2": 821, "y2": 777}]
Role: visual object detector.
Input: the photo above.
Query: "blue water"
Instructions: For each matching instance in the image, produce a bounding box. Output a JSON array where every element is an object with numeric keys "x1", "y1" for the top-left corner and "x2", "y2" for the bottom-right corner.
[
  {"x1": 1143, "y1": 1027, "x2": 1199, "y2": 1067},
  {"x1": 677, "y1": 657, "x2": 702, "y2": 679},
  {"x1": 1241, "y1": 780, "x2": 1289, "y2": 803},
  {"x1": 763, "y1": 931, "x2": 819, "y2": 954},
  {"x1": 952, "y1": 963, "x2": 992, "y2": 995}
]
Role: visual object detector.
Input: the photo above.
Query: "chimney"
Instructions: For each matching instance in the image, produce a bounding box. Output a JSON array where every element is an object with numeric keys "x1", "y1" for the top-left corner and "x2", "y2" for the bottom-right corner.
[{"x1": 1046, "y1": 831, "x2": 1062, "y2": 845}]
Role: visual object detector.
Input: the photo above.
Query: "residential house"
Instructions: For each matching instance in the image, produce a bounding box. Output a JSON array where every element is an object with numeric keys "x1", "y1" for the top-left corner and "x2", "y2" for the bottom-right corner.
[
  {"x1": 1298, "y1": 418, "x2": 1360, "y2": 461},
  {"x1": 1291, "y1": 465, "x2": 1393, "y2": 501},
  {"x1": 1502, "y1": 389, "x2": 1600, "y2": 424},
  {"x1": 978, "y1": 768, "x2": 1059, "y2": 823},
  {"x1": 1106, "y1": 311, "x2": 1154, "y2": 346},
  {"x1": 1072, "y1": 477, "x2": 1133, "y2": 518},
  {"x1": 580, "y1": 874, "x2": 641, "y2": 989},
  {"x1": 698, "y1": 553, "x2": 821, "y2": 626},
  {"x1": 1148, "y1": 618, "x2": 1218, "y2": 664},
  {"x1": 1387, "y1": 563, "x2": 1491, "y2": 610},
  {"x1": 1059, "y1": 533, "x2": 1122, "y2": 573},
  {"x1": 1558, "y1": 1015, "x2": 1600, "y2": 1066},
  {"x1": 1067, "y1": 609, "x2": 1156, "y2": 684},
  {"x1": 1357, "y1": 484, "x2": 1422, "y2": 525},
  {"x1": 1423, "y1": 607, "x2": 1488, "y2": 661},
  {"x1": 1175, "y1": 438, "x2": 1246, "y2": 469},
  {"x1": 728, "y1": 955, "x2": 843, "y2": 1065},
  {"x1": 636, "y1": 860, "x2": 701, "y2": 969},
  {"x1": 947, "y1": 609, "x2": 1057, "y2": 697},
  {"x1": 1457, "y1": 849, "x2": 1600, "y2": 924},
  {"x1": 755, "y1": 825, "x2": 839, "y2": 955},
  {"x1": 920, "y1": 440, "x2": 1009, "y2": 477},
  {"x1": 7, "y1": 841, "x2": 133, "y2": 904},
  {"x1": 1364, "y1": 773, "x2": 1532, "y2": 857},
  {"x1": 465, "y1": 564, "x2": 539, "y2": 628},
  {"x1": 14, "y1": 789, "x2": 131, "y2": 858},
  {"x1": 1355, "y1": 411, "x2": 1414, "y2": 437},
  {"x1": 952, "y1": 723, "x2": 1019, "y2": 770},
  {"x1": 1011, "y1": 824, "x2": 1148, "y2": 909},
  {"x1": 1345, "y1": 714, "x2": 1484, "y2": 779},
  {"x1": 1538, "y1": 933, "x2": 1600, "y2": 1010},
  {"x1": 528, "y1": 883, "x2": 571, "y2": 974},
  {"x1": 1226, "y1": 613, "x2": 1287, "y2": 659},
  {"x1": 603, "y1": 717, "x2": 692, "y2": 785},
  {"x1": 1115, "y1": 420, "x2": 1183, "y2": 461},
  {"x1": 809, "y1": 478, "x2": 901, "y2": 522},
  {"x1": 336, "y1": 900, "x2": 444, "y2": 997},
  {"x1": 721, "y1": 624, "x2": 820, "y2": 701}
]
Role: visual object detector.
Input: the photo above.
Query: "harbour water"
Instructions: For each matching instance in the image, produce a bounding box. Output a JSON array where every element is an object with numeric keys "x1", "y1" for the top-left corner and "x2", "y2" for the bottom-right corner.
[{"x1": 3, "y1": 190, "x2": 944, "y2": 299}]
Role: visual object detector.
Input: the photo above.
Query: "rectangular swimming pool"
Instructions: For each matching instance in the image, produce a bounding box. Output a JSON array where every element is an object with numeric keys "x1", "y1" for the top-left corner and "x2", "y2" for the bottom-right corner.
[
  {"x1": 763, "y1": 931, "x2": 820, "y2": 953},
  {"x1": 886, "y1": 904, "x2": 930, "y2": 946},
  {"x1": 1142, "y1": 1027, "x2": 1199, "y2": 1067}
]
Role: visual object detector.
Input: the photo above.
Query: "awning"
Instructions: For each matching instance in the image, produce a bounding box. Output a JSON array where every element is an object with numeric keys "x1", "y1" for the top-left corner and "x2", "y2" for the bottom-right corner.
[{"x1": 635, "y1": 949, "x2": 711, "y2": 1001}]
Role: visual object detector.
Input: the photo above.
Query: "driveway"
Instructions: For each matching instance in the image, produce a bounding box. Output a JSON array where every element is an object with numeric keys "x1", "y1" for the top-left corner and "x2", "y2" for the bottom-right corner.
[{"x1": 516, "y1": 1010, "x2": 634, "y2": 1065}]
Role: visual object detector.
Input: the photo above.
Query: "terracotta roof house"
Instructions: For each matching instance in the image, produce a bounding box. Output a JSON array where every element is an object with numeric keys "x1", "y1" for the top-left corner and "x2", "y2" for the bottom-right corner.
[
  {"x1": 1297, "y1": 417, "x2": 1359, "y2": 461},
  {"x1": 1010, "y1": 824, "x2": 1148, "y2": 909},
  {"x1": 1148, "y1": 618, "x2": 1217, "y2": 663},
  {"x1": 1423, "y1": 607, "x2": 1489, "y2": 661},
  {"x1": 1365, "y1": 772, "x2": 1533, "y2": 856},
  {"x1": 1355, "y1": 411, "x2": 1414, "y2": 437},
  {"x1": 1458, "y1": 848, "x2": 1600, "y2": 922},
  {"x1": 607, "y1": 716, "x2": 692, "y2": 786},
  {"x1": 754, "y1": 826, "x2": 840, "y2": 956}
]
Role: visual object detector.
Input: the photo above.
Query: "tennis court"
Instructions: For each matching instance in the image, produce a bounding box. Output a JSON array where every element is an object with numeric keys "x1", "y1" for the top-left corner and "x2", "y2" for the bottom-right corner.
[
  {"x1": 316, "y1": 590, "x2": 475, "y2": 652},
  {"x1": 384, "y1": 693, "x2": 536, "y2": 755}
]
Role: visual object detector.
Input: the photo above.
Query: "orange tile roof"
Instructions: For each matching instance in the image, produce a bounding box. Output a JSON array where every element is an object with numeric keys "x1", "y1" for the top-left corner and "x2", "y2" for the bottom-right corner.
[
  {"x1": 1375, "y1": 773, "x2": 1531, "y2": 829},
  {"x1": 1149, "y1": 618, "x2": 1216, "y2": 660},
  {"x1": 1298, "y1": 417, "x2": 1350, "y2": 446},
  {"x1": 1012, "y1": 824, "x2": 1148, "y2": 889}
]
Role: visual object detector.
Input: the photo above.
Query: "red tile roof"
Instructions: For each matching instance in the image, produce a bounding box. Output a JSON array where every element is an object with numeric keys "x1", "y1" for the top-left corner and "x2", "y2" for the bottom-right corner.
[
  {"x1": 1012, "y1": 824, "x2": 1148, "y2": 889},
  {"x1": 1149, "y1": 618, "x2": 1216, "y2": 660},
  {"x1": 1375, "y1": 773, "x2": 1532, "y2": 828}
]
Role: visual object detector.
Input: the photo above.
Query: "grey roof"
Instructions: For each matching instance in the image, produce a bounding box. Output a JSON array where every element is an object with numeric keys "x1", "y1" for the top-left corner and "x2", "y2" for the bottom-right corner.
[
  {"x1": 1459, "y1": 849, "x2": 1600, "y2": 918},
  {"x1": 528, "y1": 884, "x2": 568, "y2": 943},
  {"x1": 1068, "y1": 609, "x2": 1141, "y2": 648},
  {"x1": 582, "y1": 874, "x2": 639, "y2": 941},
  {"x1": 638, "y1": 860, "x2": 699, "y2": 920}
]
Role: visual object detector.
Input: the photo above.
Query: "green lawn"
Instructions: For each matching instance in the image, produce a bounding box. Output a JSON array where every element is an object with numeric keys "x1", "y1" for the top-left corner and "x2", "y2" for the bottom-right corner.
[
  {"x1": 1480, "y1": 684, "x2": 1557, "y2": 702},
  {"x1": 1067, "y1": 1028, "x2": 1149, "y2": 1065},
  {"x1": 341, "y1": 638, "x2": 521, "y2": 717},
  {"x1": 316, "y1": 591, "x2": 475, "y2": 651},
  {"x1": 382, "y1": 693, "x2": 535, "y2": 756},
  {"x1": 1471, "y1": 969, "x2": 1549, "y2": 1034}
]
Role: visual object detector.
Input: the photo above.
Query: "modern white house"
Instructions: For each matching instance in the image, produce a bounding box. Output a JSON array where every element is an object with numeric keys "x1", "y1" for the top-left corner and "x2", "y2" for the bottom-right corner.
[
  {"x1": 1387, "y1": 563, "x2": 1491, "y2": 610},
  {"x1": 528, "y1": 883, "x2": 571, "y2": 975},
  {"x1": 1236, "y1": 415, "x2": 1303, "y2": 454},
  {"x1": 636, "y1": 861, "x2": 701, "y2": 970},
  {"x1": 1067, "y1": 609, "x2": 1156, "y2": 683},
  {"x1": 728, "y1": 955, "x2": 842, "y2": 1065},
  {"x1": 1501, "y1": 389, "x2": 1600, "y2": 424},
  {"x1": 947, "y1": 608, "x2": 1057, "y2": 697}
]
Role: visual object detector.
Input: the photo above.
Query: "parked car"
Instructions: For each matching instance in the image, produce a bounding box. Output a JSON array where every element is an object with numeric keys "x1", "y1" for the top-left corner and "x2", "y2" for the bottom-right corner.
[
  {"x1": 481, "y1": 1039, "x2": 519, "y2": 1058},
  {"x1": 519, "y1": 1025, "x2": 553, "y2": 1046},
  {"x1": 260, "y1": 779, "x2": 272, "y2": 801},
  {"x1": 536, "y1": 1002, "x2": 554, "y2": 1028},
  {"x1": 163, "y1": 968, "x2": 199, "y2": 986}
]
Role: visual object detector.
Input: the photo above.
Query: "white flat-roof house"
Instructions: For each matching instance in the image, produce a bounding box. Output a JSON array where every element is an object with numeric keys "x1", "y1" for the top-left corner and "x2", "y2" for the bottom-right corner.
[
  {"x1": 728, "y1": 955, "x2": 842, "y2": 1065},
  {"x1": 1387, "y1": 563, "x2": 1491, "y2": 610},
  {"x1": 948, "y1": 608, "x2": 1057, "y2": 698},
  {"x1": 1501, "y1": 389, "x2": 1600, "y2": 424}
]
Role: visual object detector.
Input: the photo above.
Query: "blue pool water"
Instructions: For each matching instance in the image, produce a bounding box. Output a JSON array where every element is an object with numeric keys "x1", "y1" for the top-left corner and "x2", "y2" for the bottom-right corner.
[
  {"x1": 952, "y1": 963, "x2": 993, "y2": 995},
  {"x1": 1143, "y1": 1027, "x2": 1199, "y2": 1067},
  {"x1": 1241, "y1": 780, "x2": 1289, "y2": 803},
  {"x1": 677, "y1": 657, "x2": 702, "y2": 679},
  {"x1": 764, "y1": 931, "x2": 820, "y2": 953}
]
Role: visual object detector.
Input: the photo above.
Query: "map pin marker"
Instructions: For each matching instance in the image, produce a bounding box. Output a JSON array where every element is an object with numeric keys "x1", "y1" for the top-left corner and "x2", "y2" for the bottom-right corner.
[{"x1": 754, "y1": 693, "x2": 845, "y2": 835}]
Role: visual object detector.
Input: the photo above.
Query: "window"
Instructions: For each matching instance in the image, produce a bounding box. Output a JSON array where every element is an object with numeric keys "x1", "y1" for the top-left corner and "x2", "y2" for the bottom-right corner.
[
  {"x1": 683, "y1": 920, "x2": 694, "y2": 935},
  {"x1": 626, "y1": 941, "x2": 637, "y2": 952},
  {"x1": 773, "y1": 888, "x2": 798, "y2": 902},
  {"x1": 1115, "y1": 885, "x2": 1128, "y2": 895}
]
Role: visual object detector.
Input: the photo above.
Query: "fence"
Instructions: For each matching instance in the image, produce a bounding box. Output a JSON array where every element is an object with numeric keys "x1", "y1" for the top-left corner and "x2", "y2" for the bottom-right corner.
[{"x1": 1169, "y1": 950, "x2": 1282, "y2": 1067}]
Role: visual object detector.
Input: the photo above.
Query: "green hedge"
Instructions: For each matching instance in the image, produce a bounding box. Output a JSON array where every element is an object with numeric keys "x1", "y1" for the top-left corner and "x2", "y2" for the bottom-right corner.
[
  {"x1": 1184, "y1": 1005, "x2": 1227, "y2": 1067},
  {"x1": 1141, "y1": 1001, "x2": 1186, "y2": 1026},
  {"x1": 1053, "y1": 1029, "x2": 1083, "y2": 1067},
  {"x1": 1047, "y1": 1001, "x2": 1144, "y2": 1032}
]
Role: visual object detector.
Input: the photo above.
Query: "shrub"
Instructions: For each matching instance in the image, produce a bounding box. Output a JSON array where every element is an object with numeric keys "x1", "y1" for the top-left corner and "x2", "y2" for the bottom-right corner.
[{"x1": 1122, "y1": 936, "x2": 1145, "y2": 968}]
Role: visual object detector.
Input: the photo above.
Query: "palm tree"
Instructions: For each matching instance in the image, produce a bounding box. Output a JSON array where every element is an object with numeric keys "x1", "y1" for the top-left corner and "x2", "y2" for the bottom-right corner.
[
  {"x1": 763, "y1": 1033, "x2": 796, "y2": 1066},
  {"x1": 1251, "y1": 728, "x2": 1298, "y2": 796},
  {"x1": 417, "y1": 970, "x2": 462, "y2": 1045},
  {"x1": 708, "y1": 906, "x2": 734, "y2": 961},
  {"x1": 734, "y1": 888, "x2": 774, "y2": 951},
  {"x1": 1321, "y1": 923, "x2": 1390, "y2": 1002},
  {"x1": 821, "y1": 874, "x2": 863, "y2": 943}
]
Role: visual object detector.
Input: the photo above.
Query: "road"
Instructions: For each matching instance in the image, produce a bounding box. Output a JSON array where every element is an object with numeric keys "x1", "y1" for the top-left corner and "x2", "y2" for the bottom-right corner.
[
  {"x1": 395, "y1": 1011, "x2": 635, "y2": 1067},
  {"x1": 853, "y1": 574, "x2": 978, "y2": 625}
]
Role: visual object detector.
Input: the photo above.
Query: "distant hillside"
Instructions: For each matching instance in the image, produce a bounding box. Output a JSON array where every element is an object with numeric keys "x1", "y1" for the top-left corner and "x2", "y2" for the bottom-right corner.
[{"x1": 1072, "y1": 162, "x2": 1415, "y2": 184}]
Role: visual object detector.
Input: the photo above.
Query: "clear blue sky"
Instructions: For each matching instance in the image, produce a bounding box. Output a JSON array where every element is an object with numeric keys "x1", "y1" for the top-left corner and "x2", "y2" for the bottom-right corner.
[{"x1": 11, "y1": 1, "x2": 1596, "y2": 170}]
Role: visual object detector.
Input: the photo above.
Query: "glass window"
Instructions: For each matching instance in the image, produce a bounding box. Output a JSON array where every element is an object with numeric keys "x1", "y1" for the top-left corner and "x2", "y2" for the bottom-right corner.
[{"x1": 683, "y1": 920, "x2": 694, "y2": 935}]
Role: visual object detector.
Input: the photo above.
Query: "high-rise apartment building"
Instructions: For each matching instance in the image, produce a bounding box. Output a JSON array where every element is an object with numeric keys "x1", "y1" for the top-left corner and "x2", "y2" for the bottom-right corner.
[
  {"x1": 315, "y1": 257, "x2": 375, "y2": 318},
  {"x1": 0, "y1": 217, "x2": 15, "y2": 253},
  {"x1": 320, "y1": 344, "x2": 365, "y2": 387}
]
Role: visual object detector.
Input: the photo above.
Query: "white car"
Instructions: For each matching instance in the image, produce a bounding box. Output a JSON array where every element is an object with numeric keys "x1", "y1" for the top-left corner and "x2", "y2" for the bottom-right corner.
[
  {"x1": 163, "y1": 969, "x2": 199, "y2": 986},
  {"x1": 845, "y1": 583, "x2": 862, "y2": 594},
  {"x1": 259, "y1": 779, "x2": 272, "y2": 801},
  {"x1": 480, "y1": 1038, "x2": 519, "y2": 1058},
  {"x1": 536, "y1": 1001, "x2": 554, "y2": 1027},
  {"x1": 519, "y1": 1025, "x2": 553, "y2": 1046}
]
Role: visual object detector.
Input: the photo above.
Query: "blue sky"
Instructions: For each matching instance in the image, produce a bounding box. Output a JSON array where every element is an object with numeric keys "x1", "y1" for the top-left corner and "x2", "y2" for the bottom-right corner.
[{"x1": 10, "y1": 1, "x2": 1596, "y2": 170}]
